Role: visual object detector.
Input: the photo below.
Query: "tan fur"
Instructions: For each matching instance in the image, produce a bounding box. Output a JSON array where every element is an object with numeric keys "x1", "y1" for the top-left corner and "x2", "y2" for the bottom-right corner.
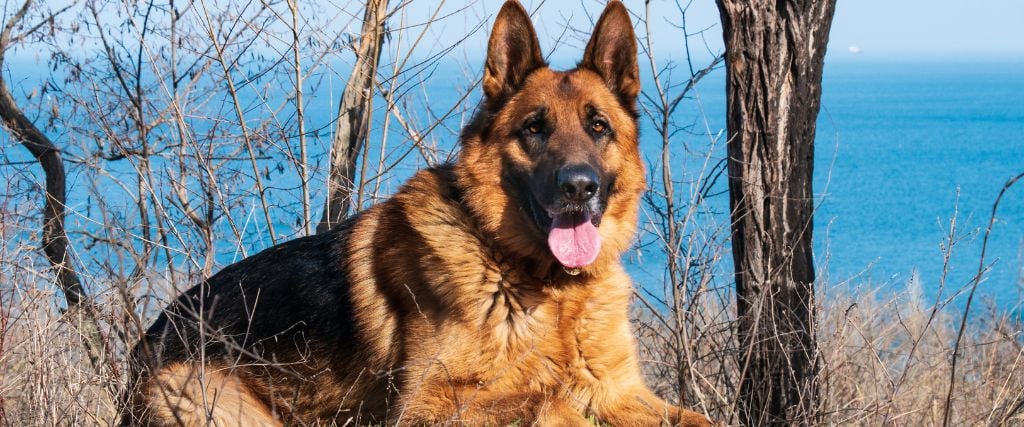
[
  {"x1": 131, "y1": 1, "x2": 712, "y2": 425},
  {"x1": 145, "y1": 363, "x2": 278, "y2": 426}
]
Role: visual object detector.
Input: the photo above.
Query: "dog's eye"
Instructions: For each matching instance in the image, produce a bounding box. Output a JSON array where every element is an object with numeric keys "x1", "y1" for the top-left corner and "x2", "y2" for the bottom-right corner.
[
  {"x1": 524, "y1": 122, "x2": 543, "y2": 135},
  {"x1": 591, "y1": 120, "x2": 608, "y2": 134}
]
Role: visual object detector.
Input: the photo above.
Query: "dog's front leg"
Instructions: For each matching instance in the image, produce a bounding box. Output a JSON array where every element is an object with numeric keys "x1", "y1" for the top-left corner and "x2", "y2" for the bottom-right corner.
[
  {"x1": 391, "y1": 387, "x2": 589, "y2": 426},
  {"x1": 592, "y1": 386, "x2": 713, "y2": 427}
]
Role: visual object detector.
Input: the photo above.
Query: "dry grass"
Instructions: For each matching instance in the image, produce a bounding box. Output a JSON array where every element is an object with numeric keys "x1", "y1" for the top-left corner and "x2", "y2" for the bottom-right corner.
[
  {"x1": 0, "y1": 1, "x2": 1022, "y2": 426},
  {"x1": 3, "y1": 215, "x2": 1023, "y2": 426},
  {"x1": 631, "y1": 281, "x2": 1024, "y2": 426},
  {"x1": 816, "y1": 287, "x2": 1024, "y2": 425}
]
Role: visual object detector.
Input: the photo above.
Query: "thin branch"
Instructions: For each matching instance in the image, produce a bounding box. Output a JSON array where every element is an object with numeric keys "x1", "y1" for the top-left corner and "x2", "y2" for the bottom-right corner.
[
  {"x1": 943, "y1": 170, "x2": 1024, "y2": 427},
  {"x1": 0, "y1": 0, "x2": 107, "y2": 369}
]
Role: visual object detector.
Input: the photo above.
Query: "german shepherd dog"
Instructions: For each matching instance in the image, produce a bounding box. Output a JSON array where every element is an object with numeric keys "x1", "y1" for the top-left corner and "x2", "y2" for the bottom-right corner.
[{"x1": 126, "y1": 1, "x2": 712, "y2": 425}]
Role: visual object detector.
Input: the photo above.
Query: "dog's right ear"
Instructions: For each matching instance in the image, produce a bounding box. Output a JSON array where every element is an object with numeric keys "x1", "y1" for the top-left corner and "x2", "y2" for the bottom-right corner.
[
  {"x1": 580, "y1": 1, "x2": 639, "y2": 113},
  {"x1": 483, "y1": 1, "x2": 545, "y2": 103}
]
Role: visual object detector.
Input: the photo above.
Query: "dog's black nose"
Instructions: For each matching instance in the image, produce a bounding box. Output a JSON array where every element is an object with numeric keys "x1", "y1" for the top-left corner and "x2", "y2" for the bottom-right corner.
[{"x1": 558, "y1": 164, "x2": 600, "y2": 202}]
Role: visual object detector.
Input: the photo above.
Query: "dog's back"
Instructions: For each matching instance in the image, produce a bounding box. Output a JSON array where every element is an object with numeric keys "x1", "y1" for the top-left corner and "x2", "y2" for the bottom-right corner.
[
  {"x1": 125, "y1": 2, "x2": 714, "y2": 425},
  {"x1": 125, "y1": 166, "x2": 484, "y2": 425},
  {"x1": 125, "y1": 215, "x2": 379, "y2": 424}
]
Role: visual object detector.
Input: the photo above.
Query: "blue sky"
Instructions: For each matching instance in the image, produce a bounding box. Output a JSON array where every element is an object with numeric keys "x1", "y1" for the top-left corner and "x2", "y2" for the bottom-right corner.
[
  {"x1": 828, "y1": 0, "x2": 1024, "y2": 58},
  {"x1": 400, "y1": 0, "x2": 1024, "y2": 63}
]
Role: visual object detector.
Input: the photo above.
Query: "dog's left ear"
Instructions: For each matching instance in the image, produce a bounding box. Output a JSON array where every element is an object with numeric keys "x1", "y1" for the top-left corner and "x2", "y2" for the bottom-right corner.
[
  {"x1": 484, "y1": 1, "x2": 545, "y2": 103},
  {"x1": 580, "y1": 1, "x2": 639, "y2": 110}
]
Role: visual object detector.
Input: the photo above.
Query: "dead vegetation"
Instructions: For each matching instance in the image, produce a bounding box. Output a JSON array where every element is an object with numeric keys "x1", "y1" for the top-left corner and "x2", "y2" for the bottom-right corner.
[{"x1": 0, "y1": 0, "x2": 1021, "y2": 425}]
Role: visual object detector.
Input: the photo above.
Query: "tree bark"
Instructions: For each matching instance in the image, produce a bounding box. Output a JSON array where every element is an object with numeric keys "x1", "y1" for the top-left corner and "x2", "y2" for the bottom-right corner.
[
  {"x1": 0, "y1": 0, "x2": 106, "y2": 368},
  {"x1": 715, "y1": 1, "x2": 836, "y2": 425},
  {"x1": 317, "y1": 0, "x2": 388, "y2": 233}
]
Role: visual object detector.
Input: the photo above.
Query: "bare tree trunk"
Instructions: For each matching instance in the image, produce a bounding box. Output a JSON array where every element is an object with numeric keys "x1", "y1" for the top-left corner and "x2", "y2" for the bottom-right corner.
[
  {"x1": 317, "y1": 0, "x2": 388, "y2": 232},
  {"x1": 715, "y1": 0, "x2": 836, "y2": 425},
  {"x1": 0, "y1": 0, "x2": 106, "y2": 368}
]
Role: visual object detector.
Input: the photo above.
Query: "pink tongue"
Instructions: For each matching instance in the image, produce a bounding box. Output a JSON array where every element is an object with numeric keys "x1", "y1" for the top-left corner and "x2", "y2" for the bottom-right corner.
[{"x1": 547, "y1": 211, "x2": 601, "y2": 268}]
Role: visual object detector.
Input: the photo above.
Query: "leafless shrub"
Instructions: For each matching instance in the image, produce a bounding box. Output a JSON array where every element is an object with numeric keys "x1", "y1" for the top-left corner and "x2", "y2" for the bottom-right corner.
[
  {"x1": 628, "y1": 2, "x2": 1024, "y2": 425},
  {"x1": 0, "y1": 1, "x2": 1021, "y2": 426}
]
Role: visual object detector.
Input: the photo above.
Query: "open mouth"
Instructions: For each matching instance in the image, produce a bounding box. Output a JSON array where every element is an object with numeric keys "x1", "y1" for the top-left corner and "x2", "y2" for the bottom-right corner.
[
  {"x1": 546, "y1": 208, "x2": 602, "y2": 269},
  {"x1": 524, "y1": 194, "x2": 603, "y2": 269}
]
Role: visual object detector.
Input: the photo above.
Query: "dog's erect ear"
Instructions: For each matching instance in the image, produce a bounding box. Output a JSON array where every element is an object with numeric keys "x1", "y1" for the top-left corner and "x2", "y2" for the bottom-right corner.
[
  {"x1": 580, "y1": 1, "x2": 639, "y2": 109},
  {"x1": 484, "y1": 1, "x2": 545, "y2": 102}
]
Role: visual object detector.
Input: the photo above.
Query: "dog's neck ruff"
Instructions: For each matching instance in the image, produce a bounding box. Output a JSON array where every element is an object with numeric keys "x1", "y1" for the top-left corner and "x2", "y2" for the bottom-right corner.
[
  {"x1": 445, "y1": 172, "x2": 573, "y2": 284},
  {"x1": 486, "y1": 243, "x2": 568, "y2": 284}
]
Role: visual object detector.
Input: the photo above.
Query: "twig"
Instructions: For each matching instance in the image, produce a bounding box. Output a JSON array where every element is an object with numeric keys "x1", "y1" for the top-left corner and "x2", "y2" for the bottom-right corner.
[
  {"x1": 0, "y1": 0, "x2": 107, "y2": 370},
  {"x1": 943, "y1": 170, "x2": 1024, "y2": 427}
]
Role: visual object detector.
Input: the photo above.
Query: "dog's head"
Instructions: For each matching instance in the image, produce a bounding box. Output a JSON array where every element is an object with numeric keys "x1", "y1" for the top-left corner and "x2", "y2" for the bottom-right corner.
[{"x1": 458, "y1": 0, "x2": 644, "y2": 275}]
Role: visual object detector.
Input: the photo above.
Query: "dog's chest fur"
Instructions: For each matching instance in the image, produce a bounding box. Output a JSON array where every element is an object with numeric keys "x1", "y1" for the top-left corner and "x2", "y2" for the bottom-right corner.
[
  {"x1": 352, "y1": 165, "x2": 634, "y2": 403},
  {"x1": 477, "y1": 260, "x2": 604, "y2": 385}
]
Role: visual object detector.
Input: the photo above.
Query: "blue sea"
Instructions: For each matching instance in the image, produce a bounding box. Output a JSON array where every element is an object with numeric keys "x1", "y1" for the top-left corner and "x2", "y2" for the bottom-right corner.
[
  {"x1": 810, "y1": 59, "x2": 1024, "y2": 307},
  {"x1": 4, "y1": 57, "x2": 1023, "y2": 312},
  {"x1": 422, "y1": 57, "x2": 1024, "y2": 309},
  {"x1": 344, "y1": 57, "x2": 1024, "y2": 309},
  {"x1": 626, "y1": 58, "x2": 1024, "y2": 309}
]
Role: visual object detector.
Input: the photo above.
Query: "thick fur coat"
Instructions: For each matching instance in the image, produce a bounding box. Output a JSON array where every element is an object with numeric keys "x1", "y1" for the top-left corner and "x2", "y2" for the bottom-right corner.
[{"x1": 125, "y1": 2, "x2": 712, "y2": 426}]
